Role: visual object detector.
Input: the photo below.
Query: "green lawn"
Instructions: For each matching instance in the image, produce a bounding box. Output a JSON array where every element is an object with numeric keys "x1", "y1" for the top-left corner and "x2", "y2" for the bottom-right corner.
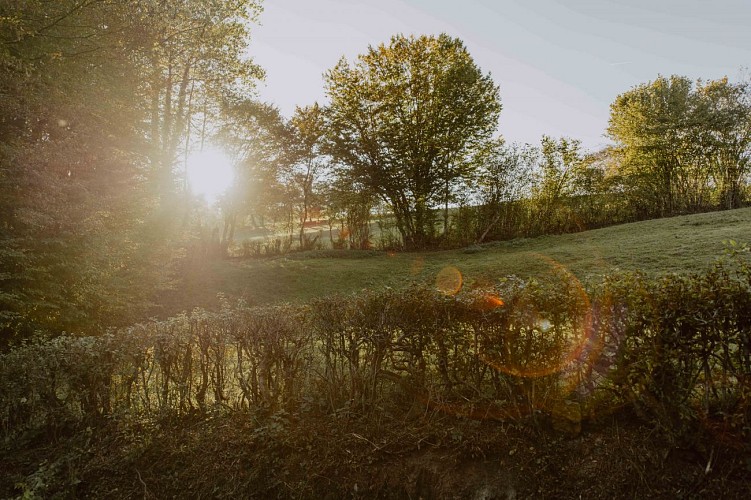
[{"x1": 166, "y1": 207, "x2": 751, "y2": 312}]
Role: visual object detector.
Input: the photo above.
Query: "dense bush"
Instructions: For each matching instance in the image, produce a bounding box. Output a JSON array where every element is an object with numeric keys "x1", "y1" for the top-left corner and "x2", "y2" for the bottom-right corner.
[{"x1": 2, "y1": 252, "x2": 750, "y2": 445}]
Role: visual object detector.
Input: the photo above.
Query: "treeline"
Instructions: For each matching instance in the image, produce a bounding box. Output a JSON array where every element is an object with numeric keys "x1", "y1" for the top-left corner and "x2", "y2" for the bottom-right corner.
[
  {"x1": 3, "y1": 249, "x2": 750, "y2": 447},
  {"x1": 219, "y1": 43, "x2": 751, "y2": 253}
]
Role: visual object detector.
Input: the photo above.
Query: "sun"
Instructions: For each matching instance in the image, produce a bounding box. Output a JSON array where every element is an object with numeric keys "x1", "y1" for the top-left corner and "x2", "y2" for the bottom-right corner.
[{"x1": 185, "y1": 146, "x2": 235, "y2": 204}]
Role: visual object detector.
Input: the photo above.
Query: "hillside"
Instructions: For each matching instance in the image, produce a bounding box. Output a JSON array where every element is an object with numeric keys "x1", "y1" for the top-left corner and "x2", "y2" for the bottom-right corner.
[
  {"x1": 4, "y1": 209, "x2": 751, "y2": 499},
  {"x1": 164, "y1": 207, "x2": 751, "y2": 313}
]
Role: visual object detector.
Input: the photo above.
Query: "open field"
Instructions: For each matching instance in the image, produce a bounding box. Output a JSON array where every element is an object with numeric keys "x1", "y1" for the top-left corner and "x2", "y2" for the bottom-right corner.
[
  {"x1": 5, "y1": 209, "x2": 751, "y2": 499},
  {"x1": 164, "y1": 207, "x2": 751, "y2": 313}
]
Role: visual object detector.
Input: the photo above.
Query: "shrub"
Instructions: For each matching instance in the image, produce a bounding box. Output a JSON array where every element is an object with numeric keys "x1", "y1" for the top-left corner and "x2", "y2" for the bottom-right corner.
[{"x1": 2, "y1": 254, "x2": 749, "y2": 445}]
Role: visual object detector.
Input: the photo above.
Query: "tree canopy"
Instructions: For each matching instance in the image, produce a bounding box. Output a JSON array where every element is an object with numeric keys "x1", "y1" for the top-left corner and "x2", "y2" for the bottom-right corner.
[
  {"x1": 608, "y1": 75, "x2": 751, "y2": 216},
  {"x1": 325, "y1": 34, "x2": 502, "y2": 249},
  {"x1": 0, "y1": 0, "x2": 262, "y2": 343}
]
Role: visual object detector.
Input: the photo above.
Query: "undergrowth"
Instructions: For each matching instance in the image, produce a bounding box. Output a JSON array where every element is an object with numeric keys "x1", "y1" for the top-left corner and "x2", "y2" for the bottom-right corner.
[{"x1": 1, "y1": 244, "x2": 750, "y2": 497}]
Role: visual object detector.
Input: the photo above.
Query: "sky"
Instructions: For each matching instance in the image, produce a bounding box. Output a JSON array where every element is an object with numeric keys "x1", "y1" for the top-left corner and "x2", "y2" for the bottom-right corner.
[{"x1": 249, "y1": 0, "x2": 751, "y2": 151}]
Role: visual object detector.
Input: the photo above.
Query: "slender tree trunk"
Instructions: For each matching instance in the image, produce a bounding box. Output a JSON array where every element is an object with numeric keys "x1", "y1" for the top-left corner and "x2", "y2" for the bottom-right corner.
[
  {"x1": 150, "y1": 63, "x2": 162, "y2": 172},
  {"x1": 299, "y1": 203, "x2": 308, "y2": 249},
  {"x1": 444, "y1": 178, "x2": 450, "y2": 236},
  {"x1": 477, "y1": 209, "x2": 501, "y2": 245}
]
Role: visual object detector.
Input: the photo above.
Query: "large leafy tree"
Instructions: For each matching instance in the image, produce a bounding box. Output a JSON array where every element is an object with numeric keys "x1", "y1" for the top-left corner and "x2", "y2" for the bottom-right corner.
[
  {"x1": 607, "y1": 74, "x2": 751, "y2": 216},
  {"x1": 607, "y1": 75, "x2": 696, "y2": 216},
  {"x1": 0, "y1": 0, "x2": 151, "y2": 342},
  {"x1": 325, "y1": 34, "x2": 501, "y2": 249},
  {"x1": 695, "y1": 78, "x2": 751, "y2": 209}
]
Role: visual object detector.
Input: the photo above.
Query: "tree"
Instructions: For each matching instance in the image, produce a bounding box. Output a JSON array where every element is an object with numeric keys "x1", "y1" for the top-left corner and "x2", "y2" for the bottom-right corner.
[
  {"x1": 695, "y1": 78, "x2": 751, "y2": 209},
  {"x1": 129, "y1": 0, "x2": 264, "y2": 195},
  {"x1": 0, "y1": 0, "x2": 263, "y2": 343},
  {"x1": 606, "y1": 75, "x2": 751, "y2": 216},
  {"x1": 286, "y1": 104, "x2": 328, "y2": 249},
  {"x1": 0, "y1": 0, "x2": 158, "y2": 342},
  {"x1": 533, "y1": 136, "x2": 584, "y2": 232},
  {"x1": 325, "y1": 34, "x2": 501, "y2": 249},
  {"x1": 217, "y1": 99, "x2": 287, "y2": 254},
  {"x1": 322, "y1": 177, "x2": 375, "y2": 250},
  {"x1": 608, "y1": 76, "x2": 696, "y2": 216},
  {"x1": 569, "y1": 148, "x2": 620, "y2": 228},
  {"x1": 474, "y1": 140, "x2": 536, "y2": 243}
]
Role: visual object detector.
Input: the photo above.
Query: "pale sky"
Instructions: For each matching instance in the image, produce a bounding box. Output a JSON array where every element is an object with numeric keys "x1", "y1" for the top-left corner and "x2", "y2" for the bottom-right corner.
[{"x1": 250, "y1": 0, "x2": 751, "y2": 151}]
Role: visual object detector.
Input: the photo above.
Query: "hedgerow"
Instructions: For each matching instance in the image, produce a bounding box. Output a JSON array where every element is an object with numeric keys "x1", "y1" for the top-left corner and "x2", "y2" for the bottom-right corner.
[{"x1": 2, "y1": 249, "x2": 750, "y2": 446}]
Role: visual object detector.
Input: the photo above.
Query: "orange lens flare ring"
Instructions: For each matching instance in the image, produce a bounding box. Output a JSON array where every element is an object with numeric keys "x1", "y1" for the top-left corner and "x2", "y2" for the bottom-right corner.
[
  {"x1": 435, "y1": 266, "x2": 463, "y2": 295},
  {"x1": 476, "y1": 254, "x2": 603, "y2": 385}
]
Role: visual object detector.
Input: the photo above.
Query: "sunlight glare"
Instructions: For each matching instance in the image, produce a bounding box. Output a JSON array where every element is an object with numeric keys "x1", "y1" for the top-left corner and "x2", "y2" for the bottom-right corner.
[{"x1": 186, "y1": 147, "x2": 235, "y2": 204}]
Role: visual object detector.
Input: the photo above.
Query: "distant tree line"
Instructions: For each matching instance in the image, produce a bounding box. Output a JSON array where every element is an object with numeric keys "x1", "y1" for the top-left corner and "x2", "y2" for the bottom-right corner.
[{"x1": 220, "y1": 40, "x2": 751, "y2": 253}]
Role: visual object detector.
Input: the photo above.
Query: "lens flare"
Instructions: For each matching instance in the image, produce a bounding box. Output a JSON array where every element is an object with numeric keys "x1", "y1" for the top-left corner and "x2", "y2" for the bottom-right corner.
[
  {"x1": 536, "y1": 318, "x2": 552, "y2": 333},
  {"x1": 476, "y1": 253, "x2": 602, "y2": 388},
  {"x1": 405, "y1": 253, "x2": 625, "y2": 422},
  {"x1": 482, "y1": 294, "x2": 505, "y2": 309},
  {"x1": 435, "y1": 266, "x2": 463, "y2": 295}
]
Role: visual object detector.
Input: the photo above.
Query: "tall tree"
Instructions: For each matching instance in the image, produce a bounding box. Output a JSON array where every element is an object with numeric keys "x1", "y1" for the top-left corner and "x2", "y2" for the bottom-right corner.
[
  {"x1": 129, "y1": 0, "x2": 263, "y2": 194},
  {"x1": 607, "y1": 75, "x2": 696, "y2": 216},
  {"x1": 217, "y1": 99, "x2": 288, "y2": 253},
  {"x1": 696, "y1": 77, "x2": 751, "y2": 209},
  {"x1": 606, "y1": 74, "x2": 751, "y2": 216},
  {"x1": 0, "y1": 0, "x2": 154, "y2": 341},
  {"x1": 286, "y1": 103, "x2": 328, "y2": 249},
  {"x1": 474, "y1": 140, "x2": 536, "y2": 243},
  {"x1": 532, "y1": 136, "x2": 585, "y2": 233},
  {"x1": 325, "y1": 34, "x2": 501, "y2": 249}
]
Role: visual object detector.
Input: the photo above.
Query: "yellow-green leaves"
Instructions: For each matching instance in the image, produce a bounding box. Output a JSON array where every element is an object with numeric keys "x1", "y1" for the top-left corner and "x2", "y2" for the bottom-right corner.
[{"x1": 325, "y1": 34, "x2": 501, "y2": 249}]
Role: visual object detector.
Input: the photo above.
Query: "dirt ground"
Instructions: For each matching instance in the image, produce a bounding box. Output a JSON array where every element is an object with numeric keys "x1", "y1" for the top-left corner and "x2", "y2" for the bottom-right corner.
[{"x1": 2, "y1": 409, "x2": 749, "y2": 499}]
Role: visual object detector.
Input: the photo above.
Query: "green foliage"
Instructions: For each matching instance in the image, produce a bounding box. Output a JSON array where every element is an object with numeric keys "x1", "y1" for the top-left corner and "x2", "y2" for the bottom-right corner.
[
  {"x1": 287, "y1": 103, "x2": 329, "y2": 249},
  {"x1": 217, "y1": 99, "x2": 288, "y2": 254},
  {"x1": 0, "y1": 0, "x2": 264, "y2": 344},
  {"x1": 3, "y1": 253, "x2": 750, "y2": 447},
  {"x1": 608, "y1": 74, "x2": 751, "y2": 216},
  {"x1": 472, "y1": 141, "x2": 536, "y2": 243},
  {"x1": 594, "y1": 254, "x2": 751, "y2": 441},
  {"x1": 532, "y1": 136, "x2": 585, "y2": 233},
  {"x1": 0, "y1": 0, "x2": 159, "y2": 342},
  {"x1": 325, "y1": 33, "x2": 502, "y2": 249}
]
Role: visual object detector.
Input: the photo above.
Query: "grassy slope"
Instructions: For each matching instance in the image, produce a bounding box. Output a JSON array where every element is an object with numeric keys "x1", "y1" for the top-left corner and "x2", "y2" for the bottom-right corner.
[
  {"x1": 168, "y1": 207, "x2": 751, "y2": 312},
  {"x1": 6, "y1": 209, "x2": 751, "y2": 499}
]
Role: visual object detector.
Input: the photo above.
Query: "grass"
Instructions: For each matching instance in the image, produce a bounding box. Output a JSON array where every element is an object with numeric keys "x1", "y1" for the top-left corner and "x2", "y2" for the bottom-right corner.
[
  {"x1": 165, "y1": 207, "x2": 751, "y2": 312},
  {"x1": 7, "y1": 208, "x2": 751, "y2": 499}
]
